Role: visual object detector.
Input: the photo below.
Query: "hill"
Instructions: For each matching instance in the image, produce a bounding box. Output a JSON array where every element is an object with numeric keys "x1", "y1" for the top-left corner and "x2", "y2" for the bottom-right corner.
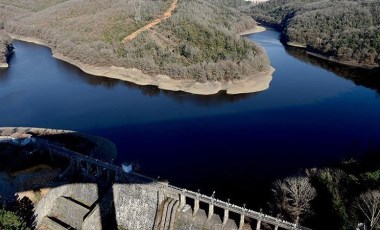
[
  {"x1": 0, "y1": 0, "x2": 272, "y2": 94},
  {"x1": 0, "y1": 32, "x2": 13, "y2": 67},
  {"x1": 250, "y1": 0, "x2": 380, "y2": 69}
]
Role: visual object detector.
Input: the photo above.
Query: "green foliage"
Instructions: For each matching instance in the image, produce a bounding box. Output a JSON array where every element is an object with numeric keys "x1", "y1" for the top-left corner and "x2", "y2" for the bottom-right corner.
[
  {"x1": 119, "y1": 0, "x2": 269, "y2": 81},
  {"x1": 0, "y1": 0, "x2": 270, "y2": 81},
  {"x1": 172, "y1": 20, "x2": 249, "y2": 62},
  {"x1": 361, "y1": 169, "x2": 380, "y2": 183},
  {"x1": 314, "y1": 170, "x2": 352, "y2": 229},
  {"x1": 0, "y1": 208, "x2": 29, "y2": 230},
  {"x1": 251, "y1": 0, "x2": 380, "y2": 68},
  {"x1": 301, "y1": 151, "x2": 380, "y2": 230}
]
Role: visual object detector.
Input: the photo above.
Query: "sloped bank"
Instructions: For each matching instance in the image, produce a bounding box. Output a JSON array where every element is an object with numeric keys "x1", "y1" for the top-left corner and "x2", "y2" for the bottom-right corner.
[
  {"x1": 0, "y1": 32, "x2": 13, "y2": 68},
  {"x1": 8, "y1": 32, "x2": 274, "y2": 95}
]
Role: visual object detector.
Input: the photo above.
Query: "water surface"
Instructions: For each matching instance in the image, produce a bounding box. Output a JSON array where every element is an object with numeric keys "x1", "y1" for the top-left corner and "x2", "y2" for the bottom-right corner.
[{"x1": 1, "y1": 28, "x2": 380, "y2": 208}]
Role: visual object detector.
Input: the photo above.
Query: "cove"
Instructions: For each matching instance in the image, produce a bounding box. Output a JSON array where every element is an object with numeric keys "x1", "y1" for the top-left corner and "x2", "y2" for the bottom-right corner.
[{"x1": 1, "y1": 28, "x2": 380, "y2": 209}]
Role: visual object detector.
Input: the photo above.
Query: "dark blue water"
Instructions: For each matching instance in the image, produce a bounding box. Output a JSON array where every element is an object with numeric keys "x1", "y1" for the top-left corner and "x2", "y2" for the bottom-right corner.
[{"x1": 1, "y1": 28, "x2": 379, "y2": 208}]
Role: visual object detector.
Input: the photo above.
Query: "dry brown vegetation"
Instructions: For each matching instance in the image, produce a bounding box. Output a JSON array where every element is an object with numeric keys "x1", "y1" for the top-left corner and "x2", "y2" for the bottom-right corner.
[
  {"x1": 0, "y1": 0, "x2": 270, "y2": 82},
  {"x1": 272, "y1": 176, "x2": 316, "y2": 225},
  {"x1": 0, "y1": 31, "x2": 12, "y2": 63},
  {"x1": 356, "y1": 190, "x2": 380, "y2": 230}
]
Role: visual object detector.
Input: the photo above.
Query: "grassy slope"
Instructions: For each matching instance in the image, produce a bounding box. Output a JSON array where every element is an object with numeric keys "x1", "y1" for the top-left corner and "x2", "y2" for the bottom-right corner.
[{"x1": 0, "y1": 0, "x2": 270, "y2": 82}]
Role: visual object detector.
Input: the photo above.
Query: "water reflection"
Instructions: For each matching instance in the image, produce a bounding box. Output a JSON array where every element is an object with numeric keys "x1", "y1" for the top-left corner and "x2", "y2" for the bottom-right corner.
[
  {"x1": 55, "y1": 60, "x2": 121, "y2": 89},
  {"x1": 161, "y1": 90, "x2": 257, "y2": 106},
  {"x1": 0, "y1": 53, "x2": 13, "y2": 83},
  {"x1": 0, "y1": 68, "x2": 9, "y2": 83},
  {"x1": 284, "y1": 46, "x2": 380, "y2": 94},
  {"x1": 54, "y1": 53, "x2": 259, "y2": 105}
]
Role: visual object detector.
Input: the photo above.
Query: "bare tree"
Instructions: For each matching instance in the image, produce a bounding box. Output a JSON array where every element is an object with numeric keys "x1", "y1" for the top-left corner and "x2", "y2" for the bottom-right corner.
[
  {"x1": 356, "y1": 190, "x2": 380, "y2": 230},
  {"x1": 272, "y1": 176, "x2": 316, "y2": 225}
]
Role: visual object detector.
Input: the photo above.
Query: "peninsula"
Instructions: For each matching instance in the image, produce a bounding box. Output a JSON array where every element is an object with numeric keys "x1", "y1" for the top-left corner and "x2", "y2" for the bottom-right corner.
[
  {"x1": 250, "y1": 0, "x2": 380, "y2": 69},
  {"x1": 0, "y1": 0, "x2": 273, "y2": 94}
]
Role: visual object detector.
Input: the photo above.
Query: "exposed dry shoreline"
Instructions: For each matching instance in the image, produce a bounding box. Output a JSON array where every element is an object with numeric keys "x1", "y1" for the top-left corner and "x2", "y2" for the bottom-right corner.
[
  {"x1": 286, "y1": 40, "x2": 379, "y2": 69},
  {"x1": 287, "y1": 41, "x2": 307, "y2": 48},
  {"x1": 306, "y1": 51, "x2": 379, "y2": 69},
  {"x1": 0, "y1": 62, "x2": 8, "y2": 68},
  {"x1": 239, "y1": 25, "x2": 266, "y2": 36},
  {"x1": 8, "y1": 27, "x2": 274, "y2": 95}
]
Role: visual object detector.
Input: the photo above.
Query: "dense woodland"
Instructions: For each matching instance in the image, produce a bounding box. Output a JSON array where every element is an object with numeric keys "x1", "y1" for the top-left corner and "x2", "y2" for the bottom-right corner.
[
  {"x1": 250, "y1": 0, "x2": 380, "y2": 68},
  {"x1": 0, "y1": 32, "x2": 13, "y2": 64},
  {"x1": 0, "y1": 0, "x2": 270, "y2": 81},
  {"x1": 269, "y1": 151, "x2": 380, "y2": 230}
]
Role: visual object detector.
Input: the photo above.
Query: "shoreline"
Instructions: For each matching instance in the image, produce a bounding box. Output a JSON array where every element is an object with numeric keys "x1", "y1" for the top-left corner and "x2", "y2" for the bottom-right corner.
[
  {"x1": 8, "y1": 33, "x2": 274, "y2": 95},
  {"x1": 284, "y1": 37, "x2": 378, "y2": 70},
  {"x1": 287, "y1": 41, "x2": 307, "y2": 48},
  {"x1": 0, "y1": 127, "x2": 117, "y2": 162},
  {"x1": 239, "y1": 25, "x2": 266, "y2": 36},
  {"x1": 306, "y1": 51, "x2": 379, "y2": 69},
  {"x1": 0, "y1": 62, "x2": 8, "y2": 68}
]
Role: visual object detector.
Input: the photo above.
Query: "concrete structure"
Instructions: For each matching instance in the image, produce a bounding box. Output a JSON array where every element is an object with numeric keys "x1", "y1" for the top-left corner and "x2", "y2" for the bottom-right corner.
[
  {"x1": 29, "y1": 139, "x2": 312, "y2": 230},
  {"x1": 0, "y1": 129, "x2": 310, "y2": 230}
]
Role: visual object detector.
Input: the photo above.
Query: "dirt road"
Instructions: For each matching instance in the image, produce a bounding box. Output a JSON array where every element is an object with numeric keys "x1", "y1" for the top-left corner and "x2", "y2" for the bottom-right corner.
[{"x1": 122, "y1": 0, "x2": 178, "y2": 43}]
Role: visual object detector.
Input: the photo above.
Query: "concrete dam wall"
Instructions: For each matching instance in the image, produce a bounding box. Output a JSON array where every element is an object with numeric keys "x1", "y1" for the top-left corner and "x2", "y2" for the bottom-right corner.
[{"x1": 0, "y1": 127, "x2": 307, "y2": 230}]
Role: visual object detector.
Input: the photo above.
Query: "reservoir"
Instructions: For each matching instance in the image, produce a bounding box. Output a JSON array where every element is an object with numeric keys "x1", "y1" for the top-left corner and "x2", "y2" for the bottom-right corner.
[{"x1": 1, "y1": 28, "x2": 379, "y2": 209}]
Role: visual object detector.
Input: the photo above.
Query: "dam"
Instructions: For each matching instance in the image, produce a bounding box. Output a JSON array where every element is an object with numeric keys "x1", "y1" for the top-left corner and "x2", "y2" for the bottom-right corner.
[{"x1": 0, "y1": 127, "x2": 310, "y2": 230}]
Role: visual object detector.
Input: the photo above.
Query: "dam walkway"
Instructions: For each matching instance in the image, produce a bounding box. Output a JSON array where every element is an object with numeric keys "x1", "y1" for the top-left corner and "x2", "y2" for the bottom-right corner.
[{"x1": 35, "y1": 139, "x2": 311, "y2": 230}]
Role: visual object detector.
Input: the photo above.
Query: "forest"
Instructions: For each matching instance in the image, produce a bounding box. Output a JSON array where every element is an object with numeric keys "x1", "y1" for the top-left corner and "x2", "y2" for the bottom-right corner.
[
  {"x1": 0, "y1": 0, "x2": 270, "y2": 82},
  {"x1": 250, "y1": 0, "x2": 380, "y2": 68},
  {"x1": 0, "y1": 32, "x2": 13, "y2": 65},
  {"x1": 268, "y1": 150, "x2": 380, "y2": 230}
]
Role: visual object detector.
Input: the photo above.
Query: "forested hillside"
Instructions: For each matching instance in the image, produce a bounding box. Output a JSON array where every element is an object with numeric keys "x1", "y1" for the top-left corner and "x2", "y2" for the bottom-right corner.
[
  {"x1": 0, "y1": 0, "x2": 270, "y2": 82},
  {"x1": 268, "y1": 151, "x2": 380, "y2": 230},
  {"x1": 250, "y1": 0, "x2": 380, "y2": 68},
  {"x1": 0, "y1": 32, "x2": 13, "y2": 66}
]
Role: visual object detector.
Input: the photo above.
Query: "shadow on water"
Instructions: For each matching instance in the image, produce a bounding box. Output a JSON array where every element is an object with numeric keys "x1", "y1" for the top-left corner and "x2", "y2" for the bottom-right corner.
[
  {"x1": 0, "y1": 133, "x2": 137, "y2": 230},
  {"x1": 161, "y1": 90, "x2": 259, "y2": 106},
  {"x1": 0, "y1": 52, "x2": 14, "y2": 83},
  {"x1": 1, "y1": 130, "x2": 285, "y2": 230},
  {"x1": 1, "y1": 131, "x2": 379, "y2": 230},
  {"x1": 284, "y1": 46, "x2": 380, "y2": 94},
  {"x1": 0, "y1": 68, "x2": 9, "y2": 83}
]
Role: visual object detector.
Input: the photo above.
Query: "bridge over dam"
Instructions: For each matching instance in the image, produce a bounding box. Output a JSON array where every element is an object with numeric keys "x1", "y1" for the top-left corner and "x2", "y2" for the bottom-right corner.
[{"x1": 0, "y1": 128, "x2": 311, "y2": 230}]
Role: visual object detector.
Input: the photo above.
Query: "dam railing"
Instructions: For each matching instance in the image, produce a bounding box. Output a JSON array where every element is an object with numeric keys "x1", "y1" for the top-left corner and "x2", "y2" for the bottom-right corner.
[
  {"x1": 164, "y1": 184, "x2": 310, "y2": 230},
  {"x1": 34, "y1": 138, "x2": 311, "y2": 230}
]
